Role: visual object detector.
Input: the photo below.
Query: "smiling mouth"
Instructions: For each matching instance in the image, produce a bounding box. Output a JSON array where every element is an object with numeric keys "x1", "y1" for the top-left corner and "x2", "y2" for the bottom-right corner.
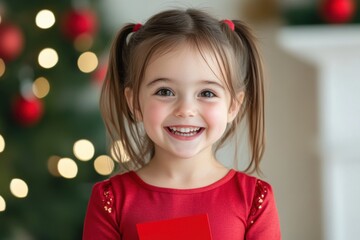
[{"x1": 166, "y1": 126, "x2": 204, "y2": 137}]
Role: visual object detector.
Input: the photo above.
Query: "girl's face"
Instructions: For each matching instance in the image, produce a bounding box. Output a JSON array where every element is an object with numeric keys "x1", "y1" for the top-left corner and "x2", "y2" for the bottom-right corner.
[{"x1": 126, "y1": 43, "x2": 242, "y2": 161}]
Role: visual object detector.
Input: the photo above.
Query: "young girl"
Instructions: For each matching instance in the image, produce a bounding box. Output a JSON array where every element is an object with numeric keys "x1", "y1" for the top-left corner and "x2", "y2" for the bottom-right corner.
[{"x1": 83, "y1": 8, "x2": 281, "y2": 240}]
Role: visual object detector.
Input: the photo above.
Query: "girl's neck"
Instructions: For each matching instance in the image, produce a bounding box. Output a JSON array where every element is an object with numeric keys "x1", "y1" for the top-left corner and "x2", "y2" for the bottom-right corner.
[{"x1": 136, "y1": 149, "x2": 229, "y2": 189}]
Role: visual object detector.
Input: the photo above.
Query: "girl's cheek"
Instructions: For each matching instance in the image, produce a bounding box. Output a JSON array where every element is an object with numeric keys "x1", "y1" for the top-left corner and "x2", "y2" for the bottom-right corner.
[
  {"x1": 202, "y1": 103, "x2": 228, "y2": 127},
  {"x1": 143, "y1": 101, "x2": 168, "y2": 123}
]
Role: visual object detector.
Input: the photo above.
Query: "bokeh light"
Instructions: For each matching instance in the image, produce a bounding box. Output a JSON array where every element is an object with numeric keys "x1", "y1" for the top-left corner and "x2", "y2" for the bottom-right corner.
[
  {"x1": 47, "y1": 155, "x2": 61, "y2": 177},
  {"x1": 10, "y1": 178, "x2": 29, "y2": 198},
  {"x1": 77, "y1": 51, "x2": 98, "y2": 73},
  {"x1": 0, "y1": 195, "x2": 5, "y2": 212},
  {"x1": 32, "y1": 77, "x2": 50, "y2": 98},
  {"x1": 111, "y1": 140, "x2": 130, "y2": 162},
  {"x1": 58, "y1": 158, "x2": 78, "y2": 179},
  {"x1": 73, "y1": 139, "x2": 95, "y2": 161},
  {"x1": 38, "y1": 48, "x2": 58, "y2": 69},
  {"x1": 0, "y1": 134, "x2": 5, "y2": 153},
  {"x1": 35, "y1": 9, "x2": 56, "y2": 29},
  {"x1": 94, "y1": 155, "x2": 115, "y2": 175},
  {"x1": 0, "y1": 58, "x2": 5, "y2": 77}
]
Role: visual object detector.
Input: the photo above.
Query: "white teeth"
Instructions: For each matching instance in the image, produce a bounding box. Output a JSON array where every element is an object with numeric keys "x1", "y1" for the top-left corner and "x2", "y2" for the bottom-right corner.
[
  {"x1": 169, "y1": 127, "x2": 200, "y2": 133},
  {"x1": 168, "y1": 127, "x2": 201, "y2": 137}
]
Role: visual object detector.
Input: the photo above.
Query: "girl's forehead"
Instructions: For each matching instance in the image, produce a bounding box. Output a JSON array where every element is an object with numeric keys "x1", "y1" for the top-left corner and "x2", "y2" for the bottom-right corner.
[
  {"x1": 143, "y1": 43, "x2": 225, "y2": 82},
  {"x1": 153, "y1": 41, "x2": 218, "y2": 60},
  {"x1": 145, "y1": 42, "x2": 226, "y2": 76}
]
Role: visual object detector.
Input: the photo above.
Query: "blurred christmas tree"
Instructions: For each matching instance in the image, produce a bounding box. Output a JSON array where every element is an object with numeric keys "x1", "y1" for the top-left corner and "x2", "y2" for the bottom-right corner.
[{"x1": 0, "y1": 0, "x2": 114, "y2": 239}]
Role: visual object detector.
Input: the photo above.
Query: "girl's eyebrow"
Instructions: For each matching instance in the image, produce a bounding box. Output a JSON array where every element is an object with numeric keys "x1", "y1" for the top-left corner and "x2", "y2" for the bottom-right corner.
[
  {"x1": 146, "y1": 78, "x2": 170, "y2": 87},
  {"x1": 146, "y1": 78, "x2": 225, "y2": 90},
  {"x1": 200, "y1": 80, "x2": 225, "y2": 90}
]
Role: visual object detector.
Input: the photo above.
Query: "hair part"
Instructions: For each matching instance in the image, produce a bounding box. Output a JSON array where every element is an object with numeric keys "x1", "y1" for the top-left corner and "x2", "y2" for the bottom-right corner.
[{"x1": 100, "y1": 8, "x2": 265, "y2": 174}]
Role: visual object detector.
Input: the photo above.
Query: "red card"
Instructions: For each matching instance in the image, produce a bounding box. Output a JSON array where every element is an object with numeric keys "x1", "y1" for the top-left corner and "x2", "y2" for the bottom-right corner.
[{"x1": 136, "y1": 214, "x2": 213, "y2": 240}]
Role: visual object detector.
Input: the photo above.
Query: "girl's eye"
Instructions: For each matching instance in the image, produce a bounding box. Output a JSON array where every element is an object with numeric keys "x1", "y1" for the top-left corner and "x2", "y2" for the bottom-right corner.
[
  {"x1": 200, "y1": 90, "x2": 216, "y2": 98},
  {"x1": 155, "y1": 88, "x2": 174, "y2": 96}
]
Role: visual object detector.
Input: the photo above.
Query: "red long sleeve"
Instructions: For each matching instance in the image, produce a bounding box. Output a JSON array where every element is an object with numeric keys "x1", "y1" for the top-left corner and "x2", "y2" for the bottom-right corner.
[
  {"x1": 245, "y1": 180, "x2": 281, "y2": 239},
  {"x1": 83, "y1": 180, "x2": 121, "y2": 239},
  {"x1": 83, "y1": 170, "x2": 281, "y2": 240}
]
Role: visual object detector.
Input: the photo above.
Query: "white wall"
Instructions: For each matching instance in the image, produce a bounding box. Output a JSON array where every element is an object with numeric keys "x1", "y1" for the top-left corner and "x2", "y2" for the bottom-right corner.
[{"x1": 100, "y1": 1, "x2": 323, "y2": 239}]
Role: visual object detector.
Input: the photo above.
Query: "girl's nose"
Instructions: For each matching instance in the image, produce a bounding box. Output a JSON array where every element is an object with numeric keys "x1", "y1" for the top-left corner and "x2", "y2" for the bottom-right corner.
[{"x1": 174, "y1": 99, "x2": 196, "y2": 118}]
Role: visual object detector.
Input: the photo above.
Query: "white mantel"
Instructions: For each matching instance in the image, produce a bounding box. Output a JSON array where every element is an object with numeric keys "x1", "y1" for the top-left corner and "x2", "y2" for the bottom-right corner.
[{"x1": 278, "y1": 25, "x2": 360, "y2": 240}]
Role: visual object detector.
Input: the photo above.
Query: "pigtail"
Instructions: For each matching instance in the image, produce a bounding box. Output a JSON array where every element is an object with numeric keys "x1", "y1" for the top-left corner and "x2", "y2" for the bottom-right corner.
[
  {"x1": 100, "y1": 23, "x2": 144, "y2": 171},
  {"x1": 232, "y1": 20, "x2": 265, "y2": 174}
]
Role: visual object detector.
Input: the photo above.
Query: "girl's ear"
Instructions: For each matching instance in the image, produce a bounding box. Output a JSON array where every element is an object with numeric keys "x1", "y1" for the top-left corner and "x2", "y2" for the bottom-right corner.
[
  {"x1": 124, "y1": 87, "x2": 143, "y2": 121},
  {"x1": 227, "y1": 91, "x2": 245, "y2": 123}
]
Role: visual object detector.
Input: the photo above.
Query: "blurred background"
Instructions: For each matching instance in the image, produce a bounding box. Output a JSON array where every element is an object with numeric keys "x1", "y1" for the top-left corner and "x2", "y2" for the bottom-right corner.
[{"x1": 0, "y1": 0, "x2": 359, "y2": 239}]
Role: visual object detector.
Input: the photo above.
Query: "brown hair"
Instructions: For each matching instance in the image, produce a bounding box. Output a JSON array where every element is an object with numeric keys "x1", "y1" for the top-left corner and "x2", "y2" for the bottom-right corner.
[{"x1": 100, "y1": 8, "x2": 264, "y2": 174}]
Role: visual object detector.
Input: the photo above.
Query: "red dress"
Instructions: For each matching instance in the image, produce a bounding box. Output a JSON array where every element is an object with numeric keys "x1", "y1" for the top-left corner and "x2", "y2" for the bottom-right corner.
[{"x1": 83, "y1": 169, "x2": 281, "y2": 239}]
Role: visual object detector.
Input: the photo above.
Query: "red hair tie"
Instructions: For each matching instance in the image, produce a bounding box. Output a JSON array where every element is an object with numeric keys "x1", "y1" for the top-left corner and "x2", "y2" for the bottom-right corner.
[
  {"x1": 222, "y1": 19, "x2": 235, "y2": 31},
  {"x1": 133, "y1": 23, "x2": 142, "y2": 32}
]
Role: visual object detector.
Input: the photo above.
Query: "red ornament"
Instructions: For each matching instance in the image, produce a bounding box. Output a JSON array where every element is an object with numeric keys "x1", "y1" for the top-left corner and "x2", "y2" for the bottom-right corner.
[
  {"x1": 0, "y1": 23, "x2": 24, "y2": 61},
  {"x1": 320, "y1": 0, "x2": 356, "y2": 24},
  {"x1": 61, "y1": 9, "x2": 97, "y2": 40},
  {"x1": 12, "y1": 96, "x2": 44, "y2": 126}
]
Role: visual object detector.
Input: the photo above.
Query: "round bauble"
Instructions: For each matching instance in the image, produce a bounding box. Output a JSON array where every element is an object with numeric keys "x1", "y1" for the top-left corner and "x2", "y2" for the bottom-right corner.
[
  {"x1": 12, "y1": 96, "x2": 44, "y2": 126},
  {"x1": 320, "y1": 0, "x2": 356, "y2": 24},
  {"x1": 0, "y1": 23, "x2": 24, "y2": 61},
  {"x1": 61, "y1": 9, "x2": 97, "y2": 40}
]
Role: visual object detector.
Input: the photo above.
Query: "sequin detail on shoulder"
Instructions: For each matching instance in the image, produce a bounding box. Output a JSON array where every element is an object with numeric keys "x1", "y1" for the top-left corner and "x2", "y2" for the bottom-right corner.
[
  {"x1": 101, "y1": 181, "x2": 114, "y2": 214},
  {"x1": 249, "y1": 180, "x2": 268, "y2": 224}
]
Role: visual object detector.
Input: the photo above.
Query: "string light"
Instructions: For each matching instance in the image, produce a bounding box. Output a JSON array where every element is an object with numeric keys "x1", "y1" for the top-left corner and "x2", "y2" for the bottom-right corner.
[
  {"x1": 35, "y1": 9, "x2": 56, "y2": 29},
  {"x1": 38, "y1": 48, "x2": 58, "y2": 69},
  {"x1": 0, "y1": 58, "x2": 5, "y2": 78},
  {"x1": 10, "y1": 178, "x2": 29, "y2": 198},
  {"x1": 77, "y1": 51, "x2": 98, "y2": 73},
  {"x1": 94, "y1": 155, "x2": 115, "y2": 176},
  {"x1": 32, "y1": 77, "x2": 50, "y2": 98},
  {"x1": 57, "y1": 158, "x2": 78, "y2": 179},
  {"x1": 0, "y1": 134, "x2": 5, "y2": 153},
  {"x1": 47, "y1": 155, "x2": 61, "y2": 177},
  {"x1": 73, "y1": 139, "x2": 95, "y2": 161},
  {"x1": 0, "y1": 195, "x2": 5, "y2": 212}
]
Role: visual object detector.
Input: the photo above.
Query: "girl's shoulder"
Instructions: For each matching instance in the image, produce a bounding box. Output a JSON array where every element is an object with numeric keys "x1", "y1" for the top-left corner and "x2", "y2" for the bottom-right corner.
[
  {"x1": 92, "y1": 171, "x2": 136, "y2": 193},
  {"x1": 87, "y1": 171, "x2": 136, "y2": 214},
  {"x1": 232, "y1": 170, "x2": 278, "y2": 228},
  {"x1": 232, "y1": 170, "x2": 273, "y2": 192}
]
